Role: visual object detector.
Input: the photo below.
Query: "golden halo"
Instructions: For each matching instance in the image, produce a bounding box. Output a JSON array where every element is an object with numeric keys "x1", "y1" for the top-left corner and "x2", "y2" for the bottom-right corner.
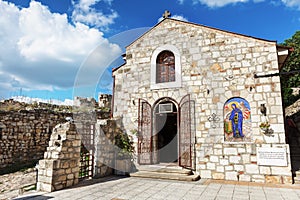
[{"x1": 227, "y1": 101, "x2": 240, "y2": 110}]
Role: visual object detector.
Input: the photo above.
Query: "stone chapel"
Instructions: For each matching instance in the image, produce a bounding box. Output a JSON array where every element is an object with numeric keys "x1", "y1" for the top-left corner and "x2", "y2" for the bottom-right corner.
[{"x1": 112, "y1": 16, "x2": 294, "y2": 183}]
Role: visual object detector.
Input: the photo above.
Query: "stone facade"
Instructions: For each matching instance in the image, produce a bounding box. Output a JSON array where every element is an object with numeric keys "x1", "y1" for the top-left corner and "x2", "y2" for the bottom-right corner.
[
  {"x1": 112, "y1": 18, "x2": 292, "y2": 183},
  {"x1": 37, "y1": 122, "x2": 81, "y2": 192},
  {"x1": 93, "y1": 119, "x2": 116, "y2": 178}
]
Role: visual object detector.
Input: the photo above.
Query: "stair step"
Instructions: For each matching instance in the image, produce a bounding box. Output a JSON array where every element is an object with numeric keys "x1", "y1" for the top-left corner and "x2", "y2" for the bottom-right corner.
[
  {"x1": 137, "y1": 166, "x2": 192, "y2": 175},
  {"x1": 130, "y1": 171, "x2": 200, "y2": 181}
]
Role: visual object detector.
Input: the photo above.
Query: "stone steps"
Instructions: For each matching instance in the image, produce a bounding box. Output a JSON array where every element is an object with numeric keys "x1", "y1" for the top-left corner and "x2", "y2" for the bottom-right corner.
[
  {"x1": 294, "y1": 171, "x2": 300, "y2": 184},
  {"x1": 130, "y1": 165, "x2": 200, "y2": 181}
]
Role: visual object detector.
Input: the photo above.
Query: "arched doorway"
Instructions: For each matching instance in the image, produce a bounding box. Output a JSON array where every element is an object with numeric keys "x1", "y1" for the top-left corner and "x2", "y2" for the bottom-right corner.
[
  {"x1": 154, "y1": 100, "x2": 178, "y2": 163},
  {"x1": 138, "y1": 95, "x2": 193, "y2": 168}
]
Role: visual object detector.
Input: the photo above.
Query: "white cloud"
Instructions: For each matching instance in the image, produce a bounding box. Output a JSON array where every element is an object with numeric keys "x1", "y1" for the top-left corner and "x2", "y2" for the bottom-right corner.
[
  {"x1": 72, "y1": 0, "x2": 118, "y2": 29},
  {"x1": 158, "y1": 14, "x2": 189, "y2": 22},
  {"x1": 281, "y1": 0, "x2": 300, "y2": 9},
  {"x1": 196, "y1": 0, "x2": 249, "y2": 7},
  {"x1": 12, "y1": 96, "x2": 74, "y2": 106},
  {"x1": 0, "y1": 0, "x2": 122, "y2": 99}
]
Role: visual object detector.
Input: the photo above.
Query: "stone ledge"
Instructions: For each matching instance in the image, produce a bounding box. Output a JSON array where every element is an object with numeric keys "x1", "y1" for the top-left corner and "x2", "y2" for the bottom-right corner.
[{"x1": 203, "y1": 179, "x2": 300, "y2": 189}]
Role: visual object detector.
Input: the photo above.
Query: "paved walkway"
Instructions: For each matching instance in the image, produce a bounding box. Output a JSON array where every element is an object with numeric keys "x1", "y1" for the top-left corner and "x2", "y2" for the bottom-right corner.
[{"x1": 13, "y1": 176, "x2": 300, "y2": 200}]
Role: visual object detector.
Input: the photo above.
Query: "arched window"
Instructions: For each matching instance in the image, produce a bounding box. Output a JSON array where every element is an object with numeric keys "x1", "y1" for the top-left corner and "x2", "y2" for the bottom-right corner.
[
  {"x1": 150, "y1": 44, "x2": 181, "y2": 90},
  {"x1": 156, "y1": 51, "x2": 175, "y2": 83}
]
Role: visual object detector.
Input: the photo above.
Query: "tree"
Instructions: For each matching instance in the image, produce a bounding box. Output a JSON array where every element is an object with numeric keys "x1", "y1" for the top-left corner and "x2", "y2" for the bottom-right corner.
[{"x1": 280, "y1": 31, "x2": 300, "y2": 107}]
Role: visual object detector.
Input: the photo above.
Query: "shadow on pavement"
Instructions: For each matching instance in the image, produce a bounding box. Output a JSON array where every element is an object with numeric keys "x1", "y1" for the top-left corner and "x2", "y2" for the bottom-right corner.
[
  {"x1": 13, "y1": 195, "x2": 53, "y2": 200},
  {"x1": 13, "y1": 175, "x2": 128, "y2": 200}
]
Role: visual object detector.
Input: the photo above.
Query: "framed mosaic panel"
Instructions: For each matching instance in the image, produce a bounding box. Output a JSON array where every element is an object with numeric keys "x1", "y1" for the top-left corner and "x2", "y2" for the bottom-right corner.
[{"x1": 224, "y1": 97, "x2": 252, "y2": 143}]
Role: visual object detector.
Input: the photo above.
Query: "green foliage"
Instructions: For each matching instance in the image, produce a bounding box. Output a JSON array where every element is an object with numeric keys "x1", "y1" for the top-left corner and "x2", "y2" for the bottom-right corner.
[
  {"x1": 114, "y1": 133, "x2": 134, "y2": 159},
  {"x1": 280, "y1": 31, "x2": 300, "y2": 107}
]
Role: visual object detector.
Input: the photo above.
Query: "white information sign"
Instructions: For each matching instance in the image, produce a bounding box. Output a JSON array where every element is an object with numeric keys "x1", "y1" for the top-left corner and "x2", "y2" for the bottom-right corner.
[{"x1": 257, "y1": 147, "x2": 288, "y2": 166}]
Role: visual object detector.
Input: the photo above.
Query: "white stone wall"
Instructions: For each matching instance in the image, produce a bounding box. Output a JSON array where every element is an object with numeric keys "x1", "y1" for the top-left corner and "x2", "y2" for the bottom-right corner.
[{"x1": 112, "y1": 19, "x2": 291, "y2": 183}]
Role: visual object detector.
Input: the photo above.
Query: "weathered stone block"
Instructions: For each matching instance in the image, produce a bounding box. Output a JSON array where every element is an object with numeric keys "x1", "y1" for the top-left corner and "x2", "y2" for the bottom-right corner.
[
  {"x1": 239, "y1": 174, "x2": 251, "y2": 182},
  {"x1": 225, "y1": 171, "x2": 238, "y2": 181},
  {"x1": 207, "y1": 162, "x2": 216, "y2": 170},
  {"x1": 271, "y1": 167, "x2": 291, "y2": 176},
  {"x1": 245, "y1": 164, "x2": 259, "y2": 174},
  {"x1": 216, "y1": 166, "x2": 224, "y2": 172},
  {"x1": 229, "y1": 156, "x2": 241, "y2": 164},
  {"x1": 224, "y1": 148, "x2": 238, "y2": 155},
  {"x1": 67, "y1": 174, "x2": 74, "y2": 180},
  {"x1": 212, "y1": 172, "x2": 225, "y2": 180},
  {"x1": 210, "y1": 155, "x2": 219, "y2": 163},
  {"x1": 265, "y1": 175, "x2": 281, "y2": 184},
  {"x1": 259, "y1": 166, "x2": 271, "y2": 175},
  {"x1": 200, "y1": 170, "x2": 212, "y2": 179}
]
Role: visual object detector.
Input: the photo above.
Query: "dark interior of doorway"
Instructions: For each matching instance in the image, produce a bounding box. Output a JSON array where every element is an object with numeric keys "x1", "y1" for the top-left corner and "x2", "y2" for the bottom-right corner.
[{"x1": 156, "y1": 112, "x2": 178, "y2": 163}]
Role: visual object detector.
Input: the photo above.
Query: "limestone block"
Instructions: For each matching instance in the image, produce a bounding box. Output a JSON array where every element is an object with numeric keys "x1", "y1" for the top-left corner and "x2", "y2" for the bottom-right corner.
[
  {"x1": 216, "y1": 166, "x2": 224, "y2": 172},
  {"x1": 282, "y1": 176, "x2": 292, "y2": 184},
  {"x1": 67, "y1": 174, "x2": 74, "y2": 180},
  {"x1": 250, "y1": 156, "x2": 257, "y2": 162},
  {"x1": 213, "y1": 149, "x2": 223, "y2": 156},
  {"x1": 265, "y1": 175, "x2": 282, "y2": 184},
  {"x1": 53, "y1": 181, "x2": 65, "y2": 190},
  {"x1": 220, "y1": 159, "x2": 229, "y2": 166},
  {"x1": 224, "y1": 148, "x2": 238, "y2": 155},
  {"x1": 264, "y1": 135, "x2": 279, "y2": 144},
  {"x1": 210, "y1": 155, "x2": 219, "y2": 163},
  {"x1": 259, "y1": 166, "x2": 271, "y2": 175},
  {"x1": 38, "y1": 175, "x2": 52, "y2": 184},
  {"x1": 37, "y1": 182, "x2": 53, "y2": 193},
  {"x1": 207, "y1": 162, "x2": 216, "y2": 170},
  {"x1": 46, "y1": 169, "x2": 53, "y2": 177},
  {"x1": 239, "y1": 174, "x2": 251, "y2": 182},
  {"x1": 225, "y1": 171, "x2": 238, "y2": 181},
  {"x1": 229, "y1": 156, "x2": 241, "y2": 164},
  {"x1": 245, "y1": 164, "x2": 259, "y2": 174},
  {"x1": 234, "y1": 165, "x2": 244, "y2": 172},
  {"x1": 271, "y1": 167, "x2": 291, "y2": 176},
  {"x1": 198, "y1": 164, "x2": 206, "y2": 170},
  {"x1": 200, "y1": 170, "x2": 212, "y2": 179},
  {"x1": 212, "y1": 172, "x2": 225, "y2": 180},
  {"x1": 66, "y1": 180, "x2": 74, "y2": 187},
  {"x1": 252, "y1": 175, "x2": 265, "y2": 183},
  {"x1": 237, "y1": 148, "x2": 246, "y2": 154}
]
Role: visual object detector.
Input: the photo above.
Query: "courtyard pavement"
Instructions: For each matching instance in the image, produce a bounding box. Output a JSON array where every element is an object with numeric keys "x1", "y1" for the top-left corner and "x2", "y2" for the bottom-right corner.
[{"x1": 13, "y1": 176, "x2": 300, "y2": 200}]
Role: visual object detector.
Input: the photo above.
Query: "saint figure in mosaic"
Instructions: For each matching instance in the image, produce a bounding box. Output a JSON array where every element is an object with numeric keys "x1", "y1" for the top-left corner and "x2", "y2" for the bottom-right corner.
[{"x1": 229, "y1": 103, "x2": 244, "y2": 138}]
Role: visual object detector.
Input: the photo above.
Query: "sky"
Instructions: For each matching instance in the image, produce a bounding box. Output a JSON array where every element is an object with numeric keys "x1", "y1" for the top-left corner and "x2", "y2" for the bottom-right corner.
[{"x1": 1, "y1": 0, "x2": 300, "y2": 103}]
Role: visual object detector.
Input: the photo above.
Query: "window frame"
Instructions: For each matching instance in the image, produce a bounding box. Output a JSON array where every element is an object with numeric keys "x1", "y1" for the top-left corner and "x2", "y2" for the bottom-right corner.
[
  {"x1": 150, "y1": 44, "x2": 182, "y2": 90},
  {"x1": 156, "y1": 50, "x2": 175, "y2": 83}
]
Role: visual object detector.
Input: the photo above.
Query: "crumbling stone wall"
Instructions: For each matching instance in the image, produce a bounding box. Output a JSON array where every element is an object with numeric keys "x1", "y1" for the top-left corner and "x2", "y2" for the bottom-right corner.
[
  {"x1": 94, "y1": 119, "x2": 124, "y2": 177},
  {"x1": 0, "y1": 110, "x2": 72, "y2": 172},
  {"x1": 37, "y1": 122, "x2": 81, "y2": 192}
]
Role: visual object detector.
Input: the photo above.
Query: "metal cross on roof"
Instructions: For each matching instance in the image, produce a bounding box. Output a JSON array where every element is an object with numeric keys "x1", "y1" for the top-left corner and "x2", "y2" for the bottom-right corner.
[{"x1": 163, "y1": 10, "x2": 171, "y2": 18}]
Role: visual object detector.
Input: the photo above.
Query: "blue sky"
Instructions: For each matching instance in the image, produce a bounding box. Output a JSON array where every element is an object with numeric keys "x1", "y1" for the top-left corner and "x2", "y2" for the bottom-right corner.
[{"x1": 1, "y1": 0, "x2": 300, "y2": 103}]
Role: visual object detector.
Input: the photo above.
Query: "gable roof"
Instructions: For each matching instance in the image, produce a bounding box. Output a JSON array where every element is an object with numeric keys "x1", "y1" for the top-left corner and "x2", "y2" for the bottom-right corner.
[
  {"x1": 126, "y1": 17, "x2": 277, "y2": 49},
  {"x1": 113, "y1": 17, "x2": 292, "y2": 73}
]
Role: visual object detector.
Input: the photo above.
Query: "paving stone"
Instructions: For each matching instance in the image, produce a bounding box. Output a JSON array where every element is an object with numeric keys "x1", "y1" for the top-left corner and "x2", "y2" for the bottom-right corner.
[{"x1": 13, "y1": 176, "x2": 300, "y2": 200}]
